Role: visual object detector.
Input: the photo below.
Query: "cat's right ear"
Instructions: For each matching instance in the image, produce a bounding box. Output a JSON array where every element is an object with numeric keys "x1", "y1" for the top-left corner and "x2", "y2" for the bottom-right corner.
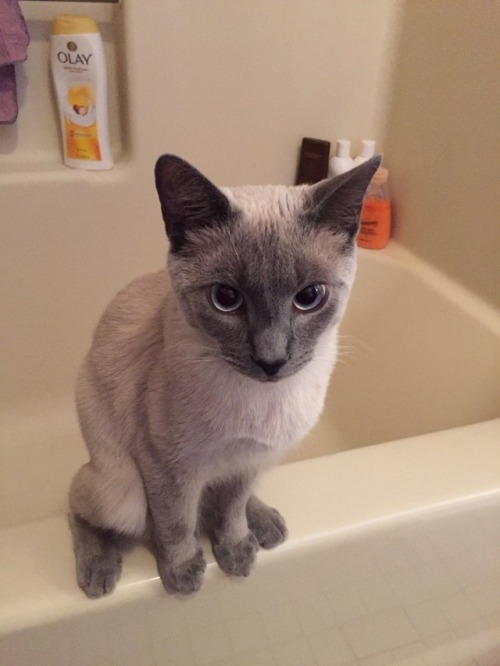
[
  {"x1": 307, "y1": 155, "x2": 382, "y2": 241},
  {"x1": 155, "y1": 154, "x2": 233, "y2": 253}
]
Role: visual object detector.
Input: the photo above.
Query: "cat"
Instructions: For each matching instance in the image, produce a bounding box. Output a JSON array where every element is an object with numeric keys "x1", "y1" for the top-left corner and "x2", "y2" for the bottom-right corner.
[{"x1": 69, "y1": 152, "x2": 381, "y2": 597}]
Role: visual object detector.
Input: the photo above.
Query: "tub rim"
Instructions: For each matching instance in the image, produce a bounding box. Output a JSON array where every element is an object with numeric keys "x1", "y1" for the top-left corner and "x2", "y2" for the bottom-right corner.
[{"x1": 1, "y1": 417, "x2": 499, "y2": 637}]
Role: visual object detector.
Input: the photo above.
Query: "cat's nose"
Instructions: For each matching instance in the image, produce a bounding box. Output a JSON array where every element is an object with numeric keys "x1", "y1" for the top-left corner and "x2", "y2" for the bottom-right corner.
[{"x1": 252, "y1": 357, "x2": 287, "y2": 376}]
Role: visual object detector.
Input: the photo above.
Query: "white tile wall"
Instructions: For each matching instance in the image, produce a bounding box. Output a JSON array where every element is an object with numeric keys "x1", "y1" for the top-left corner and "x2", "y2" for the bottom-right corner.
[
  {"x1": 405, "y1": 600, "x2": 450, "y2": 638},
  {"x1": 342, "y1": 609, "x2": 419, "y2": 658},
  {"x1": 271, "y1": 637, "x2": 316, "y2": 666},
  {"x1": 308, "y1": 627, "x2": 355, "y2": 665}
]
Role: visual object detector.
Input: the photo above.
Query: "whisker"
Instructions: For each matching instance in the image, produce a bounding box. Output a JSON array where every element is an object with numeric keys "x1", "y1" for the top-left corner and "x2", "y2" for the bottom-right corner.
[
  {"x1": 338, "y1": 334, "x2": 372, "y2": 353},
  {"x1": 168, "y1": 357, "x2": 218, "y2": 365},
  {"x1": 228, "y1": 235, "x2": 242, "y2": 266},
  {"x1": 168, "y1": 343, "x2": 217, "y2": 352}
]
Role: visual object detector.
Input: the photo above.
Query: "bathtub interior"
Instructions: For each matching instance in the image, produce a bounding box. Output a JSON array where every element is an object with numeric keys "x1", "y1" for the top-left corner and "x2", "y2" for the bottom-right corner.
[
  {"x1": 2, "y1": 244, "x2": 500, "y2": 532},
  {"x1": 286, "y1": 244, "x2": 500, "y2": 462}
]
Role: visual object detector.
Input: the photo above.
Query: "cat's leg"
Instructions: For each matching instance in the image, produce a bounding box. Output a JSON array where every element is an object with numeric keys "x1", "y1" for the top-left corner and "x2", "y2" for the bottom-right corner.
[
  {"x1": 69, "y1": 514, "x2": 122, "y2": 598},
  {"x1": 69, "y1": 458, "x2": 147, "y2": 598},
  {"x1": 138, "y1": 465, "x2": 207, "y2": 595},
  {"x1": 246, "y1": 494, "x2": 288, "y2": 549},
  {"x1": 204, "y1": 475, "x2": 260, "y2": 578}
]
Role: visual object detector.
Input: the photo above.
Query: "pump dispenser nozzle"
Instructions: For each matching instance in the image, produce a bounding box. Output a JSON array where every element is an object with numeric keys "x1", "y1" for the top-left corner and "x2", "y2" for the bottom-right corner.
[{"x1": 353, "y1": 140, "x2": 376, "y2": 166}]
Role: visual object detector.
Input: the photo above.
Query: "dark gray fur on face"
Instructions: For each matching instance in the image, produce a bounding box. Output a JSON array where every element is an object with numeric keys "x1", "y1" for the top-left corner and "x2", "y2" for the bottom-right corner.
[{"x1": 69, "y1": 153, "x2": 381, "y2": 597}]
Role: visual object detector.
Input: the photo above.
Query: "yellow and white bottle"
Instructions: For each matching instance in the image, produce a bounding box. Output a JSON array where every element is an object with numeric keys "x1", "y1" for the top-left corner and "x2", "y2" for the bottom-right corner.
[{"x1": 50, "y1": 15, "x2": 113, "y2": 170}]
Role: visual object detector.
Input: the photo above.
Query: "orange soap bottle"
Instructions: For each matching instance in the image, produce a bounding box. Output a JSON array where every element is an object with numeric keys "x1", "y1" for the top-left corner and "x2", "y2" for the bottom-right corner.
[{"x1": 357, "y1": 167, "x2": 391, "y2": 249}]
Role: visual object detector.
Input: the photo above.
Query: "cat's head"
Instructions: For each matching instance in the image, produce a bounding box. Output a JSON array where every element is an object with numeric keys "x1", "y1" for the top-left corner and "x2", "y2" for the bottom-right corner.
[{"x1": 155, "y1": 154, "x2": 381, "y2": 382}]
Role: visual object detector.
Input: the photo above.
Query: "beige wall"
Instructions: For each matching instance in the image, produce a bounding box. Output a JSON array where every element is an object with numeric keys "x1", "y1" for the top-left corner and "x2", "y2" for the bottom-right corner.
[
  {"x1": 384, "y1": 0, "x2": 500, "y2": 308},
  {"x1": 122, "y1": 0, "x2": 401, "y2": 184}
]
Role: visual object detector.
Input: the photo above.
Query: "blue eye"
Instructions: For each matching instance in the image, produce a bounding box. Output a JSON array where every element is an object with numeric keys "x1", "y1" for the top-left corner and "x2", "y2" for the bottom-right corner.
[
  {"x1": 293, "y1": 284, "x2": 327, "y2": 311},
  {"x1": 210, "y1": 285, "x2": 243, "y2": 312}
]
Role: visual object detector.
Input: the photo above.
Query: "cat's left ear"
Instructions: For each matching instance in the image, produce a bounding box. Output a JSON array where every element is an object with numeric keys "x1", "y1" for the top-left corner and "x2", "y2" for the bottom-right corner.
[
  {"x1": 307, "y1": 155, "x2": 383, "y2": 239},
  {"x1": 155, "y1": 154, "x2": 233, "y2": 253}
]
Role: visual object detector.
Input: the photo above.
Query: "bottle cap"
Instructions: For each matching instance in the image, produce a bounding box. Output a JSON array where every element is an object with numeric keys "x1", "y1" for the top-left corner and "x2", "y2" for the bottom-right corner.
[
  {"x1": 335, "y1": 139, "x2": 351, "y2": 158},
  {"x1": 371, "y1": 167, "x2": 388, "y2": 184},
  {"x1": 51, "y1": 15, "x2": 99, "y2": 35},
  {"x1": 360, "y1": 140, "x2": 376, "y2": 159}
]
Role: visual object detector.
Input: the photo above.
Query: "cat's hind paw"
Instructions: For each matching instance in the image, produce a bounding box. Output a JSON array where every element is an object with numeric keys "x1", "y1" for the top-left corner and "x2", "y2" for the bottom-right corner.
[
  {"x1": 247, "y1": 496, "x2": 288, "y2": 549},
  {"x1": 213, "y1": 532, "x2": 259, "y2": 577}
]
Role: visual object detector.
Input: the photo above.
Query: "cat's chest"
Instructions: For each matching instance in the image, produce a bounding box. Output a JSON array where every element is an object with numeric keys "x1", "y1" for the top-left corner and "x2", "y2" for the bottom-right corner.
[{"x1": 194, "y1": 359, "x2": 331, "y2": 451}]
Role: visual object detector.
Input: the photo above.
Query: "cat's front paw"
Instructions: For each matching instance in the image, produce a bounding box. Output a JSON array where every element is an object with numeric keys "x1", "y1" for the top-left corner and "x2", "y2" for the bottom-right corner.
[
  {"x1": 247, "y1": 497, "x2": 288, "y2": 549},
  {"x1": 158, "y1": 548, "x2": 206, "y2": 595},
  {"x1": 213, "y1": 532, "x2": 259, "y2": 577},
  {"x1": 76, "y1": 550, "x2": 122, "y2": 599}
]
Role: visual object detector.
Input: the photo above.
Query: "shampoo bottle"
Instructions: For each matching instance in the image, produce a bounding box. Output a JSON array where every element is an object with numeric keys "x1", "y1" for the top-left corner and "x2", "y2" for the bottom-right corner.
[
  {"x1": 353, "y1": 139, "x2": 376, "y2": 166},
  {"x1": 357, "y1": 167, "x2": 391, "y2": 249},
  {"x1": 50, "y1": 15, "x2": 113, "y2": 170},
  {"x1": 328, "y1": 139, "x2": 353, "y2": 177}
]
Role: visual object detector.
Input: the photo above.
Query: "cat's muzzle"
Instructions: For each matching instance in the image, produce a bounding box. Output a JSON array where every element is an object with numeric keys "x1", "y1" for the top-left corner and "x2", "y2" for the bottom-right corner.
[{"x1": 250, "y1": 356, "x2": 288, "y2": 382}]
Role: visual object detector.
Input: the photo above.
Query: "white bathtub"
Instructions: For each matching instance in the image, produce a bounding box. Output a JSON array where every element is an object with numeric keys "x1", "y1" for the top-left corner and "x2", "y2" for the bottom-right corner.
[{"x1": 1, "y1": 243, "x2": 500, "y2": 666}]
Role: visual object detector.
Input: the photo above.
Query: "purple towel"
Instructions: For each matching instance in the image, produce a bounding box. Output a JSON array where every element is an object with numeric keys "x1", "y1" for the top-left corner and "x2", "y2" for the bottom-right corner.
[{"x1": 0, "y1": 0, "x2": 30, "y2": 124}]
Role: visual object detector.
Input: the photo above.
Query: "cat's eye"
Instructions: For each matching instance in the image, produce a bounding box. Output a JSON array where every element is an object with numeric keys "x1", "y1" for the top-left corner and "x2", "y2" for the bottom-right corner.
[
  {"x1": 210, "y1": 284, "x2": 243, "y2": 312},
  {"x1": 293, "y1": 284, "x2": 327, "y2": 312}
]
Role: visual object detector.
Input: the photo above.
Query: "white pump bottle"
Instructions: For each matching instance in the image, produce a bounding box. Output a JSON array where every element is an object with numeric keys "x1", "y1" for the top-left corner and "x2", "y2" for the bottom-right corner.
[{"x1": 328, "y1": 139, "x2": 354, "y2": 177}]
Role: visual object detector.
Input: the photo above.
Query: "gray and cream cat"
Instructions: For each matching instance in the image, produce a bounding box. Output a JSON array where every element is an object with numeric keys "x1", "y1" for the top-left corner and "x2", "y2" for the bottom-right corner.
[{"x1": 69, "y1": 153, "x2": 381, "y2": 597}]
